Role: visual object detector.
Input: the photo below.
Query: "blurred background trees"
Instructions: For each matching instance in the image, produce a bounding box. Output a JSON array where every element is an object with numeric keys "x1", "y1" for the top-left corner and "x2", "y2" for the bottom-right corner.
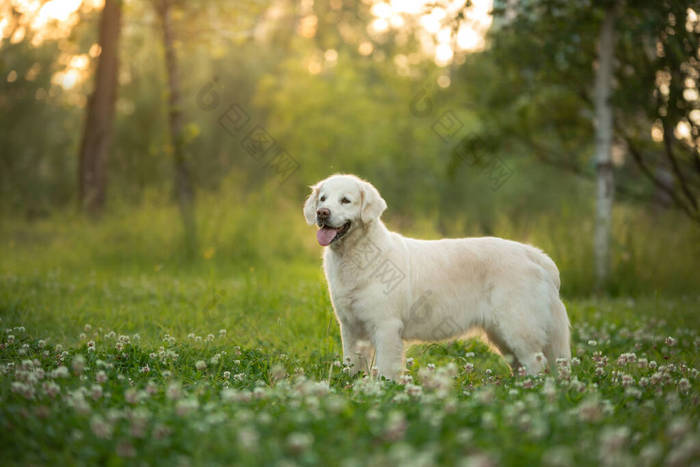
[
  {"x1": 0, "y1": 0, "x2": 698, "y2": 295},
  {"x1": 77, "y1": 0, "x2": 121, "y2": 215}
]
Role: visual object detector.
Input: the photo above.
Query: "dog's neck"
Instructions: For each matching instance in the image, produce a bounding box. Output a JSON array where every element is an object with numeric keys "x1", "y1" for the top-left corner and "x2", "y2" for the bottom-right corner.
[{"x1": 328, "y1": 218, "x2": 390, "y2": 257}]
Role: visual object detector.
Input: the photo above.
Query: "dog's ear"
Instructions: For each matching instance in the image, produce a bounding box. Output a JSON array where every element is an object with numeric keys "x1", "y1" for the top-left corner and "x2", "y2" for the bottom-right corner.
[
  {"x1": 303, "y1": 183, "x2": 320, "y2": 225},
  {"x1": 360, "y1": 181, "x2": 387, "y2": 223}
]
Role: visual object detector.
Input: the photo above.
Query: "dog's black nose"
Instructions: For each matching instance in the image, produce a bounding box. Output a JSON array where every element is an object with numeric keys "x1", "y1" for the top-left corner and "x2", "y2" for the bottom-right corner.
[{"x1": 317, "y1": 208, "x2": 330, "y2": 219}]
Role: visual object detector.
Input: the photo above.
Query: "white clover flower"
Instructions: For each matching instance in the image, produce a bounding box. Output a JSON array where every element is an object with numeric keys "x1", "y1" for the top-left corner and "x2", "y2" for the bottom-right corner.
[
  {"x1": 617, "y1": 353, "x2": 637, "y2": 365},
  {"x1": 221, "y1": 388, "x2": 237, "y2": 402},
  {"x1": 599, "y1": 426, "x2": 630, "y2": 455},
  {"x1": 237, "y1": 427, "x2": 259, "y2": 450},
  {"x1": 175, "y1": 397, "x2": 199, "y2": 416},
  {"x1": 223, "y1": 371, "x2": 231, "y2": 380},
  {"x1": 253, "y1": 387, "x2": 267, "y2": 399},
  {"x1": 42, "y1": 381, "x2": 60, "y2": 398},
  {"x1": 166, "y1": 382, "x2": 182, "y2": 400},
  {"x1": 481, "y1": 411, "x2": 496, "y2": 429},
  {"x1": 67, "y1": 390, "x2": 90, "y2": 414},
  {"x1": 621, "y1": 374, "x2": 634, "y2": 387},
  {"x1": 218, "y1": 329, "x2": 227, "y2": 337},
  {"x1": 678, "y1": 378, "x2": 691, "y2": 393},
  {"x1": 270, "y1": 364, "x2": 286, "y2": 382},
  {"x1": 52, "y1": 366, "x2": 69, "y2": 379},
  {"x1": 542, "y1": 378, "x2": 557, "y2": 400},
  {"x1": 398, "y1": 374, "x2": 413, "y2": 385},
  {"x1": 195, "y1": 360, "x2": 207, "y2": 371},
  {"x1": 287, "y1": 432, "x2": 314, "y2": 453},
  {"x1": 90, "y1": 384, "x2": 103, "y2": 400},
  {"x1": 587, "y1": 340, "x2": 597, "y2": 346},
  {"x1": 639, "y1": 442, "x2": 663, "y2": 466},
  {"x1": 11, "y1": 381, "x2": 35, "y2": 399},
  {"x1": 665, "y1": 336, "x2": 677, "y2": 346},
  {"x1": 206, "y1": 334, "x2": 215, "y2": 342},
  {"x1": 90, "y1": 415, "x2": 113, "y2": 439},
  {"x1": 124, "y1": 388, "x2": 139, "y2": 404},
  {"x1": 140, "y1": 364, "x2": 150, "y2": 374},
  {"x1": 325, "y1": 395, "x2": 347, "y2": 413},
  {"x1": 145, "y1": 380, "x2": 158, "y2": 395},
  {"x1": 577, "y1": 397, "x2": 603, "y2": 422},
  {"x1": 384, "y1": 410, "x2": 407, "y2": 441}
]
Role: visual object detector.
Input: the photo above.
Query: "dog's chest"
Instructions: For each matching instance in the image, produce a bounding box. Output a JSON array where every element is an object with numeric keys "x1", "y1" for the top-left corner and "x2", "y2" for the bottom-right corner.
[{"x1": 323, "y1": 252, "x2": 383, "y2": 322}]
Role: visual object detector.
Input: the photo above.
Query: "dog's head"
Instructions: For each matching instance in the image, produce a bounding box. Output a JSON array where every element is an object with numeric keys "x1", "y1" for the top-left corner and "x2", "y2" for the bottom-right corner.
[{"x1": 303, "y1": 174, "x2": 387, "y2": 246}]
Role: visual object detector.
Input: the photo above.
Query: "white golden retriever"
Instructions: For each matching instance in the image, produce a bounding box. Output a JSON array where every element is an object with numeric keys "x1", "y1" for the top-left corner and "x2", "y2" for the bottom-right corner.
[{"x1": 303, "y1": 174, "x2": 570, "y2": 379}]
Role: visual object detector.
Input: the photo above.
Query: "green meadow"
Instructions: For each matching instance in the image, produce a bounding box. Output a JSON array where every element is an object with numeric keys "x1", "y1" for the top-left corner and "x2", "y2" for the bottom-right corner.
[{"x1": 1, "y1": 203, "x2": 698, "y2": 465}]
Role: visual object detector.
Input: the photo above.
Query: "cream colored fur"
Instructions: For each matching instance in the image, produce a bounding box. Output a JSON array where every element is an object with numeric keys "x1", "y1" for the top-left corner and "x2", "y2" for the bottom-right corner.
[{"x1": 303, "y1": 174, "x2": 571, "y2": 380}]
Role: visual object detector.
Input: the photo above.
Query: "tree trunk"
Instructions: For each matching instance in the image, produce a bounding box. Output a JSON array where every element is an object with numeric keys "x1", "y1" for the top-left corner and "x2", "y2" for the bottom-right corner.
[
  {"x1": 77, "y1": 0, "x2": 122, "y2": 216},
  {"x1": 593, "y1": 4, "x2": 617, "y2": 293},
  {"x1": 155, "y1": 0, "x2": 197, "y2": 255}
]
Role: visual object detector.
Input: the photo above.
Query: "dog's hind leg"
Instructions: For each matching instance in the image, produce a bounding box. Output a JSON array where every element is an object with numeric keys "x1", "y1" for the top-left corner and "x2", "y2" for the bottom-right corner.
[{"x1": 545, "y1": 297, "x2": 571, "y2": 363}]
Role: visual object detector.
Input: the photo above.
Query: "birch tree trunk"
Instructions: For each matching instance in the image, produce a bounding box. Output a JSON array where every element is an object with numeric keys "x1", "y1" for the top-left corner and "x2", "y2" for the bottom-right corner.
[
  {"x1": 77, "y1": 0, "x2": 122, "y2": 215},
  {"x1": 593, "y1": 4, "x2": 618, "y2": 293},
  {"x1": 155, "y1": 0, "x2": 197, "y2": 255}
]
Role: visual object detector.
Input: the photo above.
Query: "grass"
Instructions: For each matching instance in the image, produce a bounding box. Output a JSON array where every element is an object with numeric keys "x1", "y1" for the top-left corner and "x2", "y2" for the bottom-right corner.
[{"x1": 1, "y1": 205, "x2": 699, "y2": 465}]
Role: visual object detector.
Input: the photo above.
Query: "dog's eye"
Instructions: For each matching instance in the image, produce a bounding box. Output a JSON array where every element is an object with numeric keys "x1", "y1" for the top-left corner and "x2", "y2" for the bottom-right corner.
[
  {"x1": 320, "y1": 195, "x2": 326, "y2": 202},
  {"x1": 340, "y1": 197, "x2": 351, "y2": 204}
]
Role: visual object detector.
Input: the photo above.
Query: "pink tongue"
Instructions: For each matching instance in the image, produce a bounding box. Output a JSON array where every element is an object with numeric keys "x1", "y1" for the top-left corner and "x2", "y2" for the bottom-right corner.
[{"x1": 316, "y1": 227, "x2": 338, "y2": 246}]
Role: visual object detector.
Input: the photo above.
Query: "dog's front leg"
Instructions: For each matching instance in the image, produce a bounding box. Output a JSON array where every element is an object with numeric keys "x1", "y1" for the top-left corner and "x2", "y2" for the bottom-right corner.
[
  {"x1": 373, "y1": 320, "x2": 404, "y2": 380},
  {"x1": 340, "y1": 321, "x2": 373, "y2": 375}
]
